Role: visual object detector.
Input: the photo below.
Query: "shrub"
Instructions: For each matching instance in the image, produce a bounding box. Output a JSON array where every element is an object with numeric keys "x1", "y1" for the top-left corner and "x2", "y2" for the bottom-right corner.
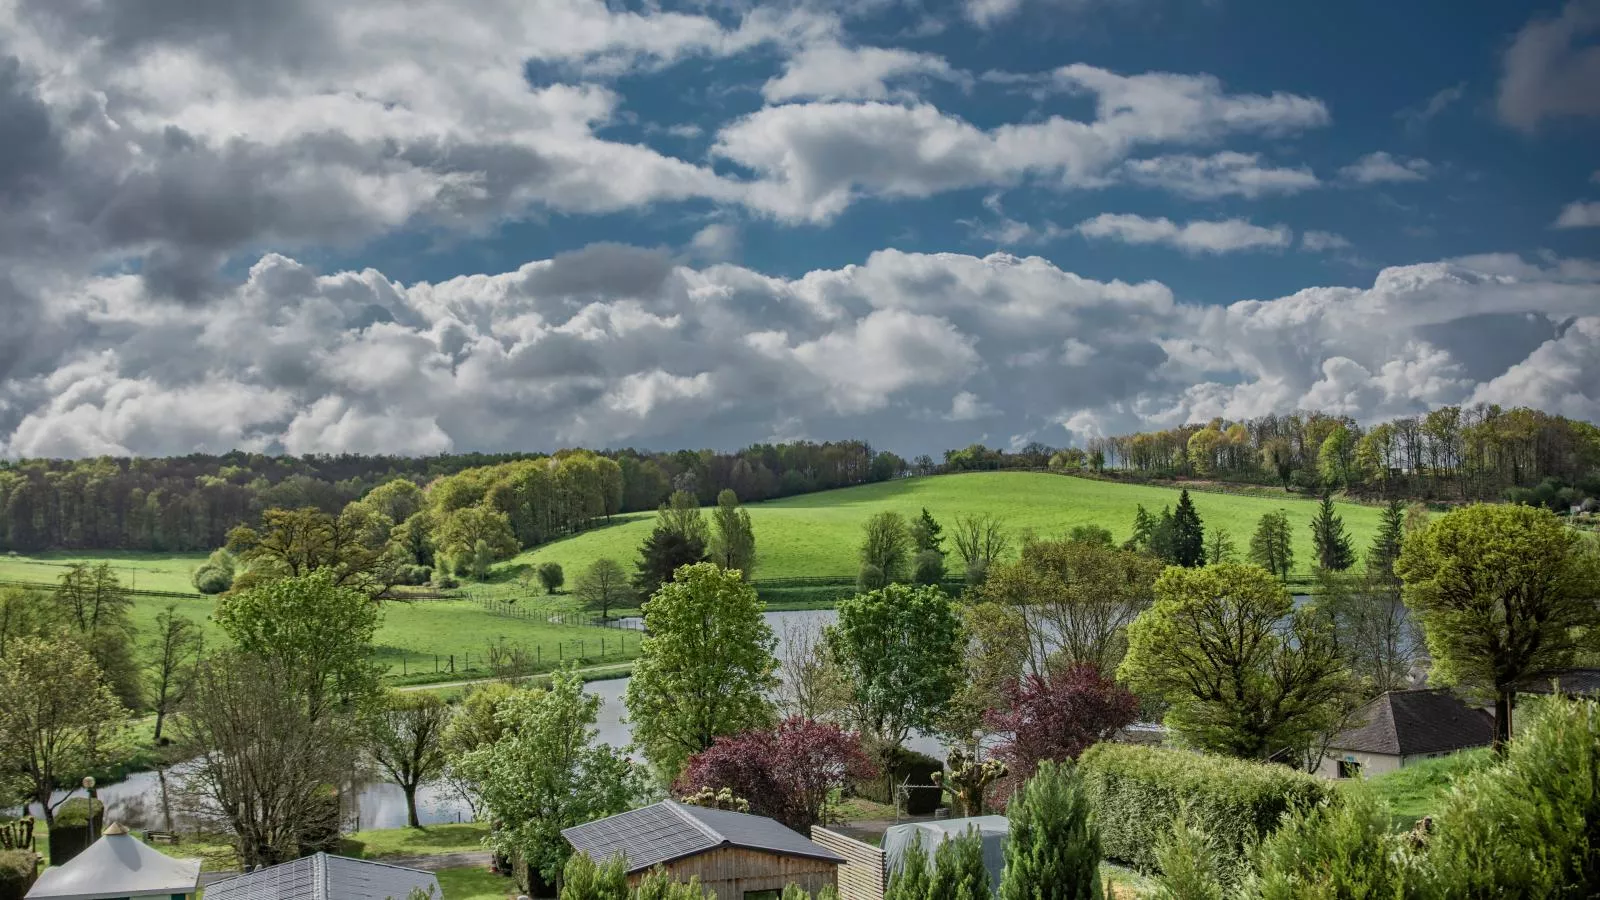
[
  {"x1": 999, "y1": 761, "x2": 1102, "y2": 900},
  {"x1": 560, "y1": 852, "x2": 627, "y2": 900},
  {"x1": 912, "y1": 550, "x2": 946, "y2": 586},
  {"x1": 52, "y1": 798, "x2": 102, "y2": 828},
  {"x1": 0, "y1": 850, "x2": 38, "y2": 900},
  {"x1": 1247, "y1": 785, "x2": 1415, "y2": 900},
  {"x1": 1418, "y1": 696, "x2": 1600, "y2": 897},
  {"x1": 193, "y1": 564, "x2": 233, "y2": 594},
  {"x1": 857, "y1": 563, "x2": 887, "y2": 592},
  {"x1": 536, "y1": 562, "x2": 565, "y2": 594},
  {"x1": 395, "y1": 564, "x2": 433, "y2": 586},
  {"x1": 931, "y1": 829, "x2": 990, "y2": 900},
  {"x1": 1078, "y1": 743, "x2": 1325, "y2": 874},
  {"x1": 1149, "y1": 812, "x2": 1227, "y2": 900}
]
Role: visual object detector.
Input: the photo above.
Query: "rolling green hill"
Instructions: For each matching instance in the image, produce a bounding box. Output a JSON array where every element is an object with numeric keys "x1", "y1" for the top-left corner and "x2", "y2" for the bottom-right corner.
[{"x1": 494, "y1": 471, "x2": 1385, "y2": 586}]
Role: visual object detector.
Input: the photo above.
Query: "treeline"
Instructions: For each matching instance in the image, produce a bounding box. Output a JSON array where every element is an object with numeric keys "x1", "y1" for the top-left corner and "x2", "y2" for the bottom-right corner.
[{"x1": 0, "y1": 441, "x2": 903, "y2": 553}]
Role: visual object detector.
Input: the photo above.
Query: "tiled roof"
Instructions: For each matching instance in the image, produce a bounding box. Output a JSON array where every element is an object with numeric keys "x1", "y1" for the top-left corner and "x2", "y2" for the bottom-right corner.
[
  {"x1": 1328, "y1": 689, "x2": 1493, "y2": 756},
  {"x1": 562, "y1": 801, "x2": 845, "y2": 873},
  {"x1": 203, "y1": 853, "x2": 439, "y2": 900},
  {"x1": 1517, "y1": 668, "x2": 1600, "y2": 696}
]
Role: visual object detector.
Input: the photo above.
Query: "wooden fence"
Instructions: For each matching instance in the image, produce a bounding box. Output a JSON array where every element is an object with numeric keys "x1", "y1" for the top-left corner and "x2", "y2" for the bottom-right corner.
[{"x1": 811, "y1": 827, "x2": 886, "y2": 900}]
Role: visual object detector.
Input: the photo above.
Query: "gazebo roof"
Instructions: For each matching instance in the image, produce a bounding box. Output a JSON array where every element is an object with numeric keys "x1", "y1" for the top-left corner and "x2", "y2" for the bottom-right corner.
[{"x1": 27, "y1": 824, "x2": 201, "y2": 900}]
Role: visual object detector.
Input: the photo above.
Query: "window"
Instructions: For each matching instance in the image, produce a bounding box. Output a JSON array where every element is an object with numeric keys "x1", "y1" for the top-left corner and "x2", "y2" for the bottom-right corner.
[{"x1": 1337, "y1": 759, "x2": 1362, "y2": 779}]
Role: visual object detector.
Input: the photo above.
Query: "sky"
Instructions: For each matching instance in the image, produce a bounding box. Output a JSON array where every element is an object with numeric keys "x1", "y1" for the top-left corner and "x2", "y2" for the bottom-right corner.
[{"x1": 0, "y1": 0, "x2": 1597, "y2": 460}]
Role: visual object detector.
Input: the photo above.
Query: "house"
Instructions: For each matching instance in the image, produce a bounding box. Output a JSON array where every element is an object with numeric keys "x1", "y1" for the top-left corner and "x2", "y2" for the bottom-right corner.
[
  {"x1": 203, "y1": 853, "x2": 440, "y2": 900},
  {"x1": 1517, "y1": 667, "x2": 1600, "y2": 698},
  {"x1": 1317, "y1": 689, "x2": 1493, "y2": 779},
  {"x1": 26, "y1": 822, "x2": 201, "y2": 900},
  {"x1": 883, "y1": 816, "x2": 1009, "y2": 895},
  {"x1": 562, "y1": 801, "x2": 844, "y2": 899}
]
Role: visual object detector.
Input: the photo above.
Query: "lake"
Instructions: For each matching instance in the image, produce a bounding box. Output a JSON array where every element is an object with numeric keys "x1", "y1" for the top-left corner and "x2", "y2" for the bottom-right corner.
[{"x1": 20, "y1": 609, "x2": 950, "y2": 832}]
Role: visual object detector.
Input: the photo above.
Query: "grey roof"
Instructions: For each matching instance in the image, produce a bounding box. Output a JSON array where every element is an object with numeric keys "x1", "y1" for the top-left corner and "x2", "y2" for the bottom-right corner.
[
  {"x1": 1328, "y1": 689, "x2": 1493, "y2": 756},
  {"x1": 562, "y1": 801, "x2": 845, "y2": 873},
  {"x1": 203, "y1": 853, "x2": 440, "y2": 900},
  {"x1": 1518, "y1": 668, "x2": 1600, "y2": 696},
  {"x1": 27, "y1": 828, "x2": 201, "y2": 900}
]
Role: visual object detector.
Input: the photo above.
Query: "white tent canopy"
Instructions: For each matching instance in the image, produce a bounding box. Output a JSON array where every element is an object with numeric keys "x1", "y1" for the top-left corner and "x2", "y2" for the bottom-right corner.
[
  {"x1": 883, "y1": 816, "x2": 1009, "y2": 895},
  {"x1": 27, "y1": 824, "x2": 201, "y2": 900}
]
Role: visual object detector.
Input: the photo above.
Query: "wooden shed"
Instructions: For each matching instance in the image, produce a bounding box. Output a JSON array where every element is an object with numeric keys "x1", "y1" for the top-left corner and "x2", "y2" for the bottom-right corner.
[{"x1": 563, "y1": 801, "x2": 844, "y2": 899}]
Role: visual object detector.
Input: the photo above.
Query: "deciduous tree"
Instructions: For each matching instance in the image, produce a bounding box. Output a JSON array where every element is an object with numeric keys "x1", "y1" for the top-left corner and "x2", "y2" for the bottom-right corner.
[
  {"x1": 826, "y1": 584, "x2": 963, "y2": 750},
  {"x1": 143, "y1": 605, "x2": 203, "y2": 742},
  {"x1": 0, "y1": 634, "x2": 128, "y2": 827},
  {"x1": 625, "y1": 563, "x2": 777, "y2": 778},
  {"x1": 675, "y1": 717, "x2": 877, "y2": 833},
  {"x1": 536, "y1": 562, "x2": 565, "y2": 594},
  {"x1": 658, "y1": 491, "x2": 708, "y2": 545},
  {"x1": 228, "y1": 505, "x2": 405, "y2": 597},
  {"x1": 952, "y1": 513, "x2": 1009, "y2": 579},
  {"x1": 860, "y1": 512, "x2": 912, "y2": 584},
  {"x1": 984, "y1": 664, "x2": 1138, "y2": 791},
  {"x1": 575, "y1": 559, "x2": 632, "y2": 621},
  {"x1": 709, "y1": 489, "x2": 757, "y2": 578},
  {"x1": 366, "y1": 692, "x2": 451, "y2": 828},
  {"x1": 460, "y1": 668, "x2": 641, "y2": 885},
  {"x1": 1120, "y1": 564, "x2": 1354, "y2": 760},
  {"x1": 1247, "y1": 511, "x2": 1294, "y2": 580},
  {"x1": 1204, "y1": 528, "x2": 1235, "y2": 565},
  {"x1": 1397, "y1": 503, "x2": 1600, "y2": 750}
]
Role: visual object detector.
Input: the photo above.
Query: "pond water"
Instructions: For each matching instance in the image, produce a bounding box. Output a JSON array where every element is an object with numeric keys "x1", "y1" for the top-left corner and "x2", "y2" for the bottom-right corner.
[{"x1": 19, "y1": 609, "x2": 947, "y2": 832}]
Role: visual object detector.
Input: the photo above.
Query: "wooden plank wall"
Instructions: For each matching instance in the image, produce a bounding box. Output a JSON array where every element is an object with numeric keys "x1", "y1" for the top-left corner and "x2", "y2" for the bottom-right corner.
[{"x1": 811, "y1": 828, "x2": 886, "y2": 900}]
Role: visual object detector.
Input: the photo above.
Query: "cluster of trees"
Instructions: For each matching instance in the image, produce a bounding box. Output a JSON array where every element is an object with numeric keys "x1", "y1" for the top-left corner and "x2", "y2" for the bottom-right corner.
[
  {"x1": 0, "y1": 440, "x2": 903, "y2": 553},
  {"x1": 1087, "y1": 403, "x2": 1600, "y2": 503},
  {"x1": 856, "y1": 507, "x2": 1009, "y2": 590}
]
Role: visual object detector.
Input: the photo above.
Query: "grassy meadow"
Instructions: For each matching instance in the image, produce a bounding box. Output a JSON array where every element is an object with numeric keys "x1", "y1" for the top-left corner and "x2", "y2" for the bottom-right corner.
[{"x1": 492, "y1": 471, "x2": 1384, "y2": 587}]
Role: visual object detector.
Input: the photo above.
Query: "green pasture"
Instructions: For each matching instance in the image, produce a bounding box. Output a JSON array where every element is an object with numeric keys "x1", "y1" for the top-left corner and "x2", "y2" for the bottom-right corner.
[{"x1": 489, "y1": 471, "x2": 1384, "y2": 586}]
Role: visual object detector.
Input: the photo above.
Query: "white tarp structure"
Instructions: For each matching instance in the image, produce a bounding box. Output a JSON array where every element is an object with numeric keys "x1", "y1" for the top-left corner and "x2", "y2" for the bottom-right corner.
[
  {"x1": 882, "y1": 816, "x2": 1009, "y2": 895},
  {"x1": 27, "y1": 824, "x2": 201, "y2": 900}
]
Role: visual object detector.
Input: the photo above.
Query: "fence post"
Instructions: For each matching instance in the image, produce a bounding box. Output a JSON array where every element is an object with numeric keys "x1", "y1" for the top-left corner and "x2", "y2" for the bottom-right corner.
[{"x1": 450, "y1": 654, "x2": 455, "y2": 674}]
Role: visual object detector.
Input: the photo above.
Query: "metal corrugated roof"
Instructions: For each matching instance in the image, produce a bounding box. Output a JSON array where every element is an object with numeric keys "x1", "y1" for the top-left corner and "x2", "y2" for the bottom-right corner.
[
  {"x1": 203, "y1": 853, "x2": 440, "y2": 900},
  {"x1": 562, "y1": 801, "x2": 845, "y2": 873}
]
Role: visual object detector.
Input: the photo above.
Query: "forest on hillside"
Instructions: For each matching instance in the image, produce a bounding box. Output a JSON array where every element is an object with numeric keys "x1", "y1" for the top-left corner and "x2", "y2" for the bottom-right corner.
[{"x1": 2, "y1": 403, "x2": 1597, "y2": 554}]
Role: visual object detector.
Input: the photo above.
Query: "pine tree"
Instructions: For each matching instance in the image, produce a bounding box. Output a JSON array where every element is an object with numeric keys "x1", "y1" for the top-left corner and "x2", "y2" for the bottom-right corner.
[
  {"x1": 1310, "y1": 496, "x2": 1354, "y2": 572},
  {"x1": 1171, "y1": 490, "x2": 1205, "y2": 567},
  {"x1": 999, "y1": 761, "x2": 1103, "y2": 900},
  {"x1": 886, "y1": 833, "x2": 933, "y2": 900},
  {"x1": 1150, "y1": 507, "x2": 1178, "y2": 564},
  {"x1": 1248, "y1": 511, "x2": 1294, "y2": 580},
  {"x1": 1125, "y1": 505, "x2": 1154, "y2": 552},
  {"x1": 911, "y1": 508, "x2": 946, "y2": 555},
  {"x1": 1366, "y1": 500, "x2": 1404, "y2": 582},
  {"x1": 930, "y1": 830, "x2": 990, "y2": 900}
]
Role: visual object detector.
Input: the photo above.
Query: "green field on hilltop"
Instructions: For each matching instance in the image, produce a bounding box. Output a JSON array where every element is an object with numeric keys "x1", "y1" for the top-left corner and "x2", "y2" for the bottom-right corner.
[{"x1": 491, "y1": 471, "x2": 1385, "y2": 586}]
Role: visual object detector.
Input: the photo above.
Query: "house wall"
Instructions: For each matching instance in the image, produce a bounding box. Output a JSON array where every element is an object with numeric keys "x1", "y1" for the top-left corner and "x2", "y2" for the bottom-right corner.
[
  {"x1": 1317, "y1": 750, "x2": 1402, "y2": 779},
  {"x1": 625, "y1": 848, "x2": 838, "y2": 899}
]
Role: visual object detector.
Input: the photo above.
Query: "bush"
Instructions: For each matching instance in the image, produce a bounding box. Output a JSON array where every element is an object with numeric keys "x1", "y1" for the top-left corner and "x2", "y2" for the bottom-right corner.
[
  {"x1": 0, "y1": 850, "x2": 38, "y2": 900},
  {"x1": 1419, "y1": 696, "x2": 1600, "y2": 897},
  {"x1": 1078, "y1": 744, "x2": 1326, "y2": 874},
  {"x1": 857, "y1": 563, "x2": 887, "y2": 592},
  {"x1": 52, "y1": 798, "x2": 102, "y2": 828},
  {"x1": 911, "y1": 551, "x2": 946, "y2": 586},
  {"x1": 999, "y1": 761, "x2": 1101, "y2": 900},
  {"x1": 395, "y1": 564, "x2": 433, "y2": 586},
  {"x1": 193, "y1": 564, "x2": 232, "y2": 594},
  {"x1": 47, "y1": 799, "x2": 103, "y2": 867},
  {"x1": 1248, "y1": 785, "x2": 1414, "y2": 900},
  {"x1": 537, "y1": 562, "x2": 565, "y2": 594},
  {"x1": 1149, "y1": 813, "x2": 1226, "y2": 900}
]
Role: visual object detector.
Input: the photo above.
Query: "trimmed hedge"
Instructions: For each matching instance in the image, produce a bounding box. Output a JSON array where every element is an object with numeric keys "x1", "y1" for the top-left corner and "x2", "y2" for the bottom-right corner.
[
  {"x1": 0, "y1": 850, "x2": 39, "y2": 900},
  {"x1": 1079, "y1": 743, "x2": 1326, "y2": 873},
  {"x1": 855, "y1": 747, "x2": 945, "y2": 815},
  {"x1": 48, "y1": 799, "x2": 104, "y2": 867}
]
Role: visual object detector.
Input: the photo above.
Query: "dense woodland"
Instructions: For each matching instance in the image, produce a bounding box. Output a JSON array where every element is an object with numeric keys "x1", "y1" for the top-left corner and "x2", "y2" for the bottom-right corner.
[
  {"x1": 0, "y1": 441, "x2": 901, "y2": 553},
  {"x1": 3, "y1": 403, "x2": 1597, "y2": 554}
]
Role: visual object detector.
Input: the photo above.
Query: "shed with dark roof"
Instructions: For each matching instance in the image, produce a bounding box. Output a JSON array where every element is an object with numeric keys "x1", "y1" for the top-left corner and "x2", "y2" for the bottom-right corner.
[
  {"x1": 562, "y1": 801, "x2": 843, "y2": 899},
  {"x1": 1317, "y1": 689, "x2": 1493, "y2": 780}
]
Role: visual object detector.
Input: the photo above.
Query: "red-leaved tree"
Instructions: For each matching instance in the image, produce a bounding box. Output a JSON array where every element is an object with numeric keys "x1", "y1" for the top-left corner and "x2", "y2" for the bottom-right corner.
[
  {"x1": 676, "y1": 717, "x2": 878, "y2": 832},
  {"x1": 984, "y1": 662, "x2": 1138, "y2": 797}
]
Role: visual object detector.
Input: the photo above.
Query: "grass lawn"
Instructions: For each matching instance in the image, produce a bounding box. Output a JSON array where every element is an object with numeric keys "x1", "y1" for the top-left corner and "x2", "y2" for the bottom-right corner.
[
  {"x1": 1365, "y1": 748, "x2": 1490, "y2": 827},
  {"x1": 486, "y1": 471, "x2": 1384, "y2": 586},
  {"x1": 435, "y1": 865, "x2": 516, "y2": 900},
  {"x1": 340, "y1": 822, "x2": 489, "y2": 859}
]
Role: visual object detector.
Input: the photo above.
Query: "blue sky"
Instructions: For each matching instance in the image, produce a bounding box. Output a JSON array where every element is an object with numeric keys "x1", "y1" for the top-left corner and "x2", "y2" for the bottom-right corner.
[{"x1": 1, "y1": 0, "x2": 1597, "y2": 458}]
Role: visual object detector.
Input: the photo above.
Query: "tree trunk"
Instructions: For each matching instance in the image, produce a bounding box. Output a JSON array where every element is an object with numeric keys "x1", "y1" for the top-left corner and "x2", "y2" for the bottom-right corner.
[
  {"x1": 153, "y1": 706, "x2": 167, "y2": 743},
  {"x1": 404, "y1": 784, "x2": 420, "y2": 829},
  {"x1": 1493, "y1": 689, "x2": 1513, "y2": 755}
]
